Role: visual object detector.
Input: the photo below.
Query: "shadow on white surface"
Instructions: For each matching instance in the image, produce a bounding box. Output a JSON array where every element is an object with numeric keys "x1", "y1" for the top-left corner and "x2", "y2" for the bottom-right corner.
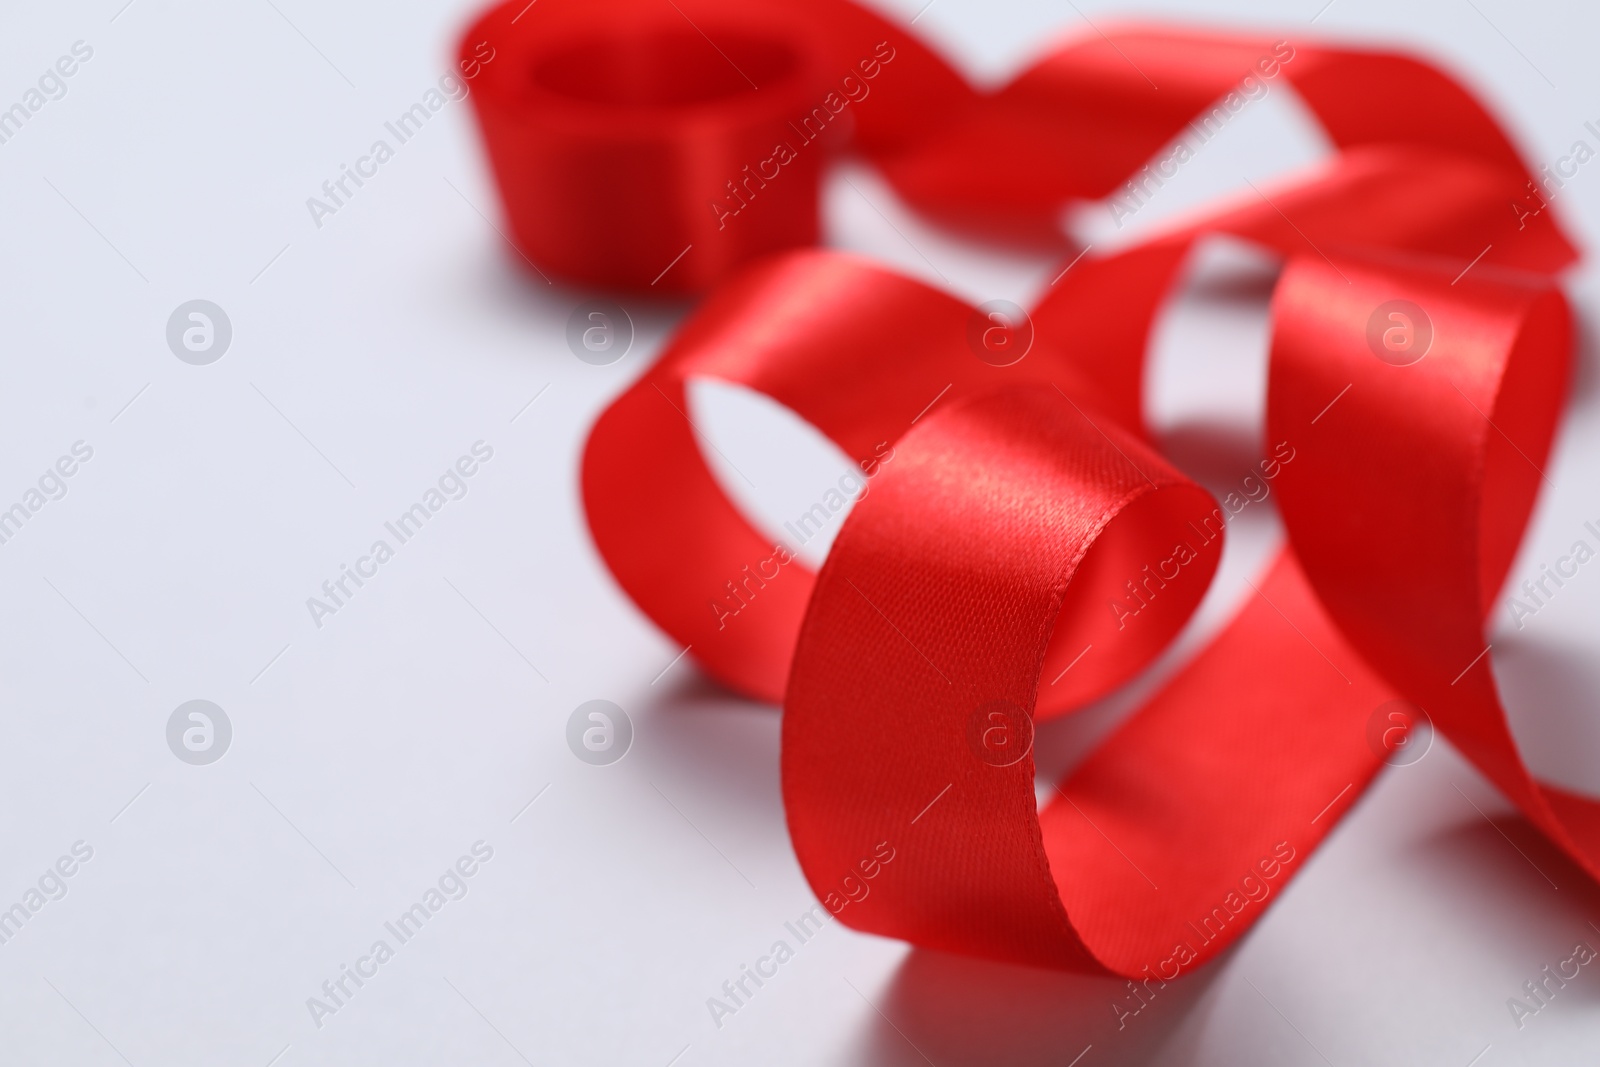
[{"x1": 849, "y1": 944, "x2": 1232, "y2": 1067}]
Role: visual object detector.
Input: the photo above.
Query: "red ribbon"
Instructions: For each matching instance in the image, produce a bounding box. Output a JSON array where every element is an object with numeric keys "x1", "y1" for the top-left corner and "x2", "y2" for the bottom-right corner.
[{"x1": 463, "y1": 0, "x2": 1585, "y2": 976}]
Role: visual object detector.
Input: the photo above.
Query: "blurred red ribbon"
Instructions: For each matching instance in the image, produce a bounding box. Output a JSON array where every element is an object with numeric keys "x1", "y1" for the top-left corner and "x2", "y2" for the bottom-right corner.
[{"x1": 462, "y1": 0, "x2": 1587, "y2": 977}]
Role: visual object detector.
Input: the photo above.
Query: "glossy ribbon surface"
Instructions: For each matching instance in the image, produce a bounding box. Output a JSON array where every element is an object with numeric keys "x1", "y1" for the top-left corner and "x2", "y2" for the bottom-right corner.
[{"x1": 463, "y1": 0, "x2": 1586, "y2": 976}]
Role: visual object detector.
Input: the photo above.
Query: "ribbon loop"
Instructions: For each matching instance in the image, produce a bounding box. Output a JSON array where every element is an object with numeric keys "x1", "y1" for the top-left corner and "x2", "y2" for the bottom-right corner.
[{"x1": 784, "y1": 385, "x2": 1221, "y2": 969}]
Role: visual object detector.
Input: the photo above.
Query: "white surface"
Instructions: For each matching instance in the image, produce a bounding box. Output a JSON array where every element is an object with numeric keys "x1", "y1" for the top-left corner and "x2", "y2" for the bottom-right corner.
[{"x1": 0, "y1": 0, "x2": 1597, "y2": 1064}]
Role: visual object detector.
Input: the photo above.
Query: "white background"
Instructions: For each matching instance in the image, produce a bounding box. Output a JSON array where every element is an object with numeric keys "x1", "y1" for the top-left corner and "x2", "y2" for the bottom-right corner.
[{"x1": 0, "y1": 0, "x2": 1597, "y2": 1064}]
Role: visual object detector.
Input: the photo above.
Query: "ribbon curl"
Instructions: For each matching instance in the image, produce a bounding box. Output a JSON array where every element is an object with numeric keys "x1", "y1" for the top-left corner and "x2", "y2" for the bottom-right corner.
[{"x1": 463, "y1": 0, "x2": 1585, "y2": 976}]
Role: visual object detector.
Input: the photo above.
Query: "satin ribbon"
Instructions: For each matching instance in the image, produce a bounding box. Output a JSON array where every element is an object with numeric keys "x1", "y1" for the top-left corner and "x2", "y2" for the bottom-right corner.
[{"x1": 462, "y1": 0, "x2": 1585, "y2": 976}]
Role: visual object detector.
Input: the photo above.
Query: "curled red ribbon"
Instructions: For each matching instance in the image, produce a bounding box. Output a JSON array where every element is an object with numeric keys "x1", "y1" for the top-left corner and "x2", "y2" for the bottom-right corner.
[{"x1": 463, "y1": 0, "x2": 1585, "y2": 976}]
